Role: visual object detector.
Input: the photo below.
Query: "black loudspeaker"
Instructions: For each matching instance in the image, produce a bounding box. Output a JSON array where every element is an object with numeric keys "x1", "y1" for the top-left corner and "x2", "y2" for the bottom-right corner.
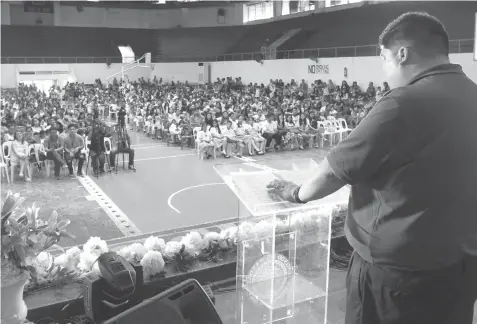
[
  {"x1": 84, "y1": 261, "x2": 143, "y2": 323},
  {"x1": 103, "y1": 279, "x2": 222, "y2": 324}
]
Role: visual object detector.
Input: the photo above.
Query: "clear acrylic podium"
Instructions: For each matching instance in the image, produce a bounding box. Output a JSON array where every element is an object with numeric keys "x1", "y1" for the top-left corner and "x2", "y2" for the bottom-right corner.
[{"x1": 214, "y1": 158, "x2": 349, "y2": 324}]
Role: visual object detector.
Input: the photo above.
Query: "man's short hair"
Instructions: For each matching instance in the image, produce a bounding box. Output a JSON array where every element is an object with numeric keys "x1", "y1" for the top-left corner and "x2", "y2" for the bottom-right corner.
[
  {"x1": 68, "y1": 123, "x2": 77, "y2": 129},
  {"x1": 378, "y1": 12, "x2": 449, "y2": 56}
]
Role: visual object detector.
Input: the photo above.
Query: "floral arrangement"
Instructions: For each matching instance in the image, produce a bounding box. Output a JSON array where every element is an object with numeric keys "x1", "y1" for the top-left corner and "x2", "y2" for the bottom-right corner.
[
  {"x1": 11, "y1": 199, "x2": 346, "y2": 293},
  {"x1": 1, "y1": 190, "x2": 76, "y2": 288},
  {"x1": 44, "y1": 204, "x2": 345, "y2": 283}
]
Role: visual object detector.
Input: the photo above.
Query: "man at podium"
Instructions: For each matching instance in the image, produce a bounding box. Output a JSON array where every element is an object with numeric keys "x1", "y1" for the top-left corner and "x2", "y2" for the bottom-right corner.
[{"x1": 268, "y1": 12, "x2": 477, "y2": 324}]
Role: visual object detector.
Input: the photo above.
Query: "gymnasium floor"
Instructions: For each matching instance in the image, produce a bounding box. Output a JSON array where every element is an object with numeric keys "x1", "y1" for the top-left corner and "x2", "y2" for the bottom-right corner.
[{"x1": 89, "y1": 130, "x2": 332, "y2": 239}]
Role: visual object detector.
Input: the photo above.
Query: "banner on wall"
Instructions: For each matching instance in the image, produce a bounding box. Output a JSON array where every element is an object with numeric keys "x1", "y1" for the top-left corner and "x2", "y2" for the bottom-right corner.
[{"x1": 308, "y1": 64, "x2": 330, "y2": 74}]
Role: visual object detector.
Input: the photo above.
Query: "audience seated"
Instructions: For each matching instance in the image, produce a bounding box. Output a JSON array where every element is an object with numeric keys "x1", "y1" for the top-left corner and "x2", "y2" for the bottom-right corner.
[{"x1": 1, "y1": 75, "x2": 384, "y2": 182}]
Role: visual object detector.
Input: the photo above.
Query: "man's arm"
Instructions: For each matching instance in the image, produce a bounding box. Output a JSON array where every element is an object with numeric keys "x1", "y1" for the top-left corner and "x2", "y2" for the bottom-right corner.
[
  {"x1": 326, "y1": 97, "x2": 408, "y2": 185},
  {"x1": 269, "y1": 97, "x2": 407, "y2": 203},
  {"x1": 74, "y1": 136, "x2": 85, "y2": 152},
  {"x1": 297, "y1": 158, "x2": 347, "y2": 202}
]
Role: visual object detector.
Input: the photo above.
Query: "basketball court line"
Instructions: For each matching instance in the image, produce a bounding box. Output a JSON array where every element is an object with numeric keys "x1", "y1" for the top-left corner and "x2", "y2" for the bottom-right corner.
[
  {"x1": 167, "y1": 182, "x2": 226, "y2": 213},
  {"x1": 132, "y1": 143, "x2": 162, "y2": 147},
  {"x1": 77, "y1": 175, "x2": 141, "y2": 237},
  {"x1": 135, "y1": 154, "x2": 196, "y2": 162},
  {"x1": 133, "y1": 144, "x2": 169, "y2": 150}
]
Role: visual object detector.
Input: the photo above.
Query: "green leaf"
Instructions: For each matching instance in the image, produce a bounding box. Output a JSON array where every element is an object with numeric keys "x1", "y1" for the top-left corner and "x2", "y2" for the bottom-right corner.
[
  {"x1": 56, "y1": 220, "x2": 71, "y2": 231},
  {"x1": 61, "y1": 231, "x2": 75, "y2": 239},
  {"x1": 47, "y1": 211, "x2": 59, "y2": 231},
  {"x1": 17, "y1": 216, "x2": 28, "y2": 226},
  {"x1": 14, "y1": 245, "x2": 26, "y2": 265},
  {"x1": 49, "y1": 244, "x2": 65, "y2": 254},
  {"x1": 26, "y1": 265, "x2": 38, "y2": 284}
]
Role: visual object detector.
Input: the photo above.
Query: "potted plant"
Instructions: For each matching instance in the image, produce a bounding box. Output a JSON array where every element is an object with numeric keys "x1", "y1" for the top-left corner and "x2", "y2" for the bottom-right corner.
[{"x1": 1, "y1": 190, "x2": 74, "y2": 324}]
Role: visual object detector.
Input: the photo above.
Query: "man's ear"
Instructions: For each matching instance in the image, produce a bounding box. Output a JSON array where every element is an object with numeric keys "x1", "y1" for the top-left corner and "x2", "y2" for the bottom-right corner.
[{"x1": 397, "y1": 46, "x2": 410, "y2": 65}]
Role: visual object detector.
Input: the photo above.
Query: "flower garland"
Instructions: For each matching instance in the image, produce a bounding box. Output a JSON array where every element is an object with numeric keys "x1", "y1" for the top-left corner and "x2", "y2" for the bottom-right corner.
[{"x1": 26, "y1": 204, "x2": 346, "y2": 290}]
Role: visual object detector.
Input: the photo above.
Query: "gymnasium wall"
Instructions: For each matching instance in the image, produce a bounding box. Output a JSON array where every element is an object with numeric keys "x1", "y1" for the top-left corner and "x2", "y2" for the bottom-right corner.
[{"x1": 1, "y1": 54, "x2": 476, "y2": 90}]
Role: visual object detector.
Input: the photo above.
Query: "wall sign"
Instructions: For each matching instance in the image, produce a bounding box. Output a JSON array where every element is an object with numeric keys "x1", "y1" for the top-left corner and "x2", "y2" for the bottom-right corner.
[{"x1": 308, "y1": 64, "x2": 330, "y2": 74}]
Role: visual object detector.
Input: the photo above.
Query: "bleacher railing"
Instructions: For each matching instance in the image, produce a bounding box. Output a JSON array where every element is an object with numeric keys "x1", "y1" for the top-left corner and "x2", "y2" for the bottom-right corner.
[{"x1": 1, "y1": 38, "x2": 473, "y2": 64}]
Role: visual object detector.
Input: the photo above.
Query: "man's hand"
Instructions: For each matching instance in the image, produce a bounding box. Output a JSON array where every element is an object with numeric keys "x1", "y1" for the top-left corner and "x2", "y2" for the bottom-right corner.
[{"x1": 266, "y1": 179, "x2": 299, "y2": 203}]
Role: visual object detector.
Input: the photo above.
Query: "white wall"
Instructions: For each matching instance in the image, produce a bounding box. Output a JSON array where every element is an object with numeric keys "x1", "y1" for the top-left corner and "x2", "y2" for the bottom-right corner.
[
  {"x1": 0, "y1": 63, "x2": 152, "y2": 88},
  {"x1": 208, "y1": 54, "x2": 477, "y2": 89},
  {"x1": 1, "y1": 54, "x2": 475, "y2": 89}
]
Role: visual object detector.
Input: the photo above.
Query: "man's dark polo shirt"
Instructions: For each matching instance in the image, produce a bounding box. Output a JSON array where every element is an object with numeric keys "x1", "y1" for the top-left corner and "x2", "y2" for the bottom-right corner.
[{"x1": 327, "y1": 64, "x2": 477, "y2": 271}]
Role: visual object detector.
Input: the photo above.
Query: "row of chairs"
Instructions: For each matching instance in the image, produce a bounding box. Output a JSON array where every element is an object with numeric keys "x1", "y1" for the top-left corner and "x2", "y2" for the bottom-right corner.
[
  {"x1": 0, "y1": 136, "x2": 127, "y2": 183},
  {"x1": 188, "y1": 117, "x2": 354, "y2": 160}
]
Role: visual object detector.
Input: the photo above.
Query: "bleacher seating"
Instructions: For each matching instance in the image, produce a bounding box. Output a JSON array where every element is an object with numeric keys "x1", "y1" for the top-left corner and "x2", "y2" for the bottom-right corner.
[
  {"x1": 158, "y1": 26, "x2": 246, "y2": 61},
  {"x1": 279, "y1": 1, "x2": 477, "y2": 56},
  {"x1": 1, "y1": 26, "x2": 157, "y2": 61},
  {"x1": 1, "y1": 1, "x2": 476, "y2": 62},
  {"x1": 227, "y1": 1, "x2": 477, "y2": 58}
]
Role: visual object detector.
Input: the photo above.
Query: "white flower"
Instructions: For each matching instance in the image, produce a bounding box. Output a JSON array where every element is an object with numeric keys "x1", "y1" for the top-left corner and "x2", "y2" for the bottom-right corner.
[
  {"x1": 289, "y1": 213, "x2": 306, "y2": 231},
  {"x1": 202, "y1": 232, "x2": 220, "y2": 248},
  {"x1": 66, "y1": 246, "x2": 81, "y2": 260},
  {"x1": 117, "y1": 243, "x2": 147, "y2": 263},
  {"x1": 163, "y1": 241, "x2": 183, "y2": 259},
  {"x1": 181, "y1": 232, "x2": 203, "y2": 250},
  {"x1": 31, "y1": 252, "x2": 53, "y2": 279},
  {"x1": 117, "y1": 246, "x2": 133, "y2": 261},
  {"x1": 250, "y1": 220, "x2": 274, "y2": 240},
  {"x1": 54, "y1": 246, "x2": 81, "y2": 271},
  {"x1": 220, "y1": 226, "x2": 238, "y2": 241},
  {"x1": 82, "y1": 237, "x2": 108, "y2": 257},
  {"x1": 78, "y1": 252, "x2": 99, "y2": 272},
  {"x1": 54, "y1": 254, "x2": 70, "y2": 269},
  {"x1": 219, "y1": 226, "x2": 238, "y2": 249},
  {"x1": 238, "y1": 222, "x2": 254, "y2": 241},
  {"x1": 275, "y1": 219, "x2": 289, "y2": 234},
  {"x1": 140, "y1": 251, "x2": 165, "y2": 278},
  {"x1": 143, "y1": 236, "x2": 166, "y2": 252}
]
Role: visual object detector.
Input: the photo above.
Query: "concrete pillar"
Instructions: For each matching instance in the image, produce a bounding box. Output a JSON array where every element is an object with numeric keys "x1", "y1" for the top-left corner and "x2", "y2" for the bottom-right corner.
[
  {"x1": 273, "y1": 1, "x2": 283, "y2": 17},
  {"x1": 1, "y1": 2, "x2": 11, "y2": 25},
  {"x1": 53, "y1": 2, "x2": 61, "y2": 26},
  {"x1": 315, "y1": 0, "x2": 327, "y2": 9}
]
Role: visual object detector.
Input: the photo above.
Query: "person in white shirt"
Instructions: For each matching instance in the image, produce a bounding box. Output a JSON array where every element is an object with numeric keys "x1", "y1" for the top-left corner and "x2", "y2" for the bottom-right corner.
[
  {"x1": 209, "y1": 120, "x2": 228, "y2": 157},
  {"x1": 244, "y1": 118, "x2": 265, "y2": 155},
  {"x1": 222, "y1": 121, "x2": 242, "y2": 158},
  {"x1": 261, "y1": 113, "x2": 282, "y2": 151},
  {"x1": 197, "y1": 123, "x2": 215, "y2": 159},
  {"x1": 168, "y1": 120, "x2": 181, "y2": 141}
]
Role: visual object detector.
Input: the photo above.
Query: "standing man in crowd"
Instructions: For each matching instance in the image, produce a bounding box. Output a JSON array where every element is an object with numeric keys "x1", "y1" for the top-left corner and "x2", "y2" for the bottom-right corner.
[
  {"x1": 267, "y1": 12, "x2": 477, "y2": 324},
  {"x1": 63, "y1": 123, "x2": 85, "y2": 177}
]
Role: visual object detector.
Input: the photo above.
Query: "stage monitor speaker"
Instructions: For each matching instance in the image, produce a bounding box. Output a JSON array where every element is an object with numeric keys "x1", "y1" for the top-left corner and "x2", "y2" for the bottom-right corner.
[{"x1": 103, "y1": 279, "x2": 223, "y2": 324}]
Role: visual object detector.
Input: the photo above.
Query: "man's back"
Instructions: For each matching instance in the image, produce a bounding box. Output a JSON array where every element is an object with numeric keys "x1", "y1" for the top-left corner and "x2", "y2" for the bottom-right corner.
[{"x1": 332, "y1": 64, "x2": 477, "y2": 270}]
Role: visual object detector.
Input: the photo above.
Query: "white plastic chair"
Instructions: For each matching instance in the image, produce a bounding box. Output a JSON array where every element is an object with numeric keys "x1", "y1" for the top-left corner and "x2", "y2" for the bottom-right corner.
[
  {"x1": 2, "y1": 141, "x2": 12, "y2": 163},
  {"x1": 28, "y1": 143, "x2": 48, "y2": 178},
  {"x1": 2, "y1": 142, "x2": 13, "y2": 180},
  {"x1": 104, "y1": 137, "x2": 113, "y2": 172},
  {"x1": 193, "y1": 128, "x2": 200, "y2": 155},
  {"x1": 0, "y1": 149, "x2": 10, "y2": 183},
  {"x1": 336, "y1": 118, "x2": 352, "y2": 141},
  {"x1": 317, "y1": 121, "x2": 336, "y2": 147}
]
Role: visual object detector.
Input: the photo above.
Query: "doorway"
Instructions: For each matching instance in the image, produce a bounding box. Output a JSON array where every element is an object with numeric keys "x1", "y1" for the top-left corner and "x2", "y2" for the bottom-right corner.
[{"x1": 21, "y1": 80, "x2": 56, "y2": 94}]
